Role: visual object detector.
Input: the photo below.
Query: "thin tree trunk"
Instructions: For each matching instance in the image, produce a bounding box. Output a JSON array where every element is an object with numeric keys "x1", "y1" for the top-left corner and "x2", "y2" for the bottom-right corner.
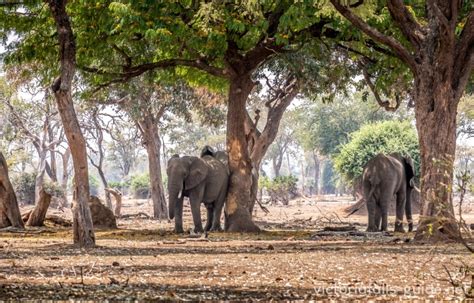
[
  {"x1": 313, "y1": 151, "x2": 320, "y2": 195},
  {"x1": 0, "y1": 152, "x2": 24, "y2": 228},
  {"x1": 61, "y1": 147, "x2": 71, "y2": 204},
  {"x1": 97, "y1": 169, "x2": 112, "y2": 208},
  {"x1": 34, "y1": 149, "x2": 47, "y2": 205},
  {"x1": 300, "y1": 160, "x2": 306, "y2": 195},
  {"x1": 90, "y1": 110, "x2": 112, "y2": 208},
  {"x1": 47, "y1": 0, "x2": 95, "y2": 248},
  {"x1": 48, "y1": 125, "x2": 58, "y2": 182},
  {"x1": 105, "y1": 188, "x2": 122, "y2": 217},
  {"x1": 26, "y1": 189, "x2": 52, "y2": 226},
  {"x1": 225, "y1": 74, "x2": 260, "y2": 232},
  {"x1": 139, "y1": 114, "x2": 168, "y2": 220}
]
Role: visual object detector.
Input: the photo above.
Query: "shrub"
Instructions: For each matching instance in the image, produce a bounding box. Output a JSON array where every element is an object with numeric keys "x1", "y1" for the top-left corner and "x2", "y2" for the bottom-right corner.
[
  {"x1": 11, "y1": 172, "x2": 36, "y2": 205},
  {"x1": 334, "y1": 120, "x2": 420, "y2": 183},
  {"x1": 130, "y1": 173, "x2": 150, "y2": 199},
  {"x1": 11, "y1": 172, "x2": 66, "y2": 205},
  {"x1": 260, "y1": 175, "x2": 298, "y2": 205}
]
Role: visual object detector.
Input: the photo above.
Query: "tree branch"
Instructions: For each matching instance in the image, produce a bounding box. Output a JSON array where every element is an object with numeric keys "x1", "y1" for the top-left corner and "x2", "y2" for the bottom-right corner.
[
  {"x1": 454, "y1": 11, "x2": 474, "y2": 100},
  {"x1": 330, "y1": 0, "x2": 417, "y2": 72},
  {"x1": 387, "y1": 0, "x2": 424, "y2": 50},
  {"x1": 360, "y1": 61, "x2": 401, "y2": 112}
]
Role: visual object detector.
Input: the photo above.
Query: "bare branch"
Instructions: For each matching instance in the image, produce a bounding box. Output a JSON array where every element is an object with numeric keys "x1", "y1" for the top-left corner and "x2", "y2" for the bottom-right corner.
[{"x1": 360, "y1": 61, "x2": 401, "y2": 112}]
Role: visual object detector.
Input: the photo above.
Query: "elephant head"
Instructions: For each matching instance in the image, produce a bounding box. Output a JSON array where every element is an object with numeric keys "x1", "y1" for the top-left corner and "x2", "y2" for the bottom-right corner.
[{"x1": 166, "y1": 155, "x2": 209, "y2": 219}]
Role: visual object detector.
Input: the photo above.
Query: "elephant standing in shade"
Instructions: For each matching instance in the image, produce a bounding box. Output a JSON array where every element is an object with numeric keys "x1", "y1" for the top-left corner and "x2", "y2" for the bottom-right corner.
[
  {"x1": 362, "y1": 153, "x2": 415, "y2": 232},
  {"x1": 167, "y1": 154, "x2": 228, "y2": 233}
]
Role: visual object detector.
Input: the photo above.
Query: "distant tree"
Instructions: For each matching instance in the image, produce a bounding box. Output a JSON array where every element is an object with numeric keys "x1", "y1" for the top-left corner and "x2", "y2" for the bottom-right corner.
[
  {"x1": 321, "y1": 160, "x2": 336, "y2": 195},
  {"x1": 334, "y1": 120, "x2": 420, "y2": 183}
]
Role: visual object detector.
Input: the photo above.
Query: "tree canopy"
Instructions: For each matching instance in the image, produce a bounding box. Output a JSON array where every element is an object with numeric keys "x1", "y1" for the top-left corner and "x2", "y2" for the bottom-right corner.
[{"x1": 334, "y1": 120, "x2": 420, "y2": 182}]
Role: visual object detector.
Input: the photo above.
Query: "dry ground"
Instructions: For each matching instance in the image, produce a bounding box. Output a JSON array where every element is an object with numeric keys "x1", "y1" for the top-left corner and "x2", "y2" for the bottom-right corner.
[{"x1": 0, "y1": 196, "x2": 473, "y2": 301}]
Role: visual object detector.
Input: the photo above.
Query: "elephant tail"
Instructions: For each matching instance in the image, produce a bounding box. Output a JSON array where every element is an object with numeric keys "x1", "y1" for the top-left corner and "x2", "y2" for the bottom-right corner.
[{"x1": 346, "y1": 174, "x2": 378, "y2": 217}]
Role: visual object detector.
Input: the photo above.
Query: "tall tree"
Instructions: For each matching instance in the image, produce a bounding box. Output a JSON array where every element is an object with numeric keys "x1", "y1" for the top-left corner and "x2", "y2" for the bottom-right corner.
[
  {"x1": 83, "y1": 107, "x2": 113, "y2": 208},
  {"x1": 75, "y1": 2, "x2": 346, "y2": 231},
  {"x1": 330, "y1": 0, "x2": 474, "y2": 240},
  {"x1": 46, "y1": 0, "x2": 95, "y2": 247}
]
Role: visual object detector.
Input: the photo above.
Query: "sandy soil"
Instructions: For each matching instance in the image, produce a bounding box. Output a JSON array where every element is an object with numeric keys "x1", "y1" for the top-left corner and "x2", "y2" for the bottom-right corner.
[{"x1": 0, "y1": 195, "x2": 472, "y2": 300}]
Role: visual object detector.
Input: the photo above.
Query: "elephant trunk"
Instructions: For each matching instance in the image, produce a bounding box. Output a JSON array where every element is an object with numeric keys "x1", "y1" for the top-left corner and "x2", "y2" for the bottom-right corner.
[{"x1": 168, "y1": 177, "x2": 183, "y2": 220}]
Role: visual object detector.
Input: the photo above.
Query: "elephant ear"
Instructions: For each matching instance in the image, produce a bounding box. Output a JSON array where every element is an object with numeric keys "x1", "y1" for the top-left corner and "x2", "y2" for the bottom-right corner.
[
  {"x1": 404, "y1": 156, "x2": 416, "y2": 188},
  {"x1": 184, "y1": 158, "x2": 209, "y2": 190}
]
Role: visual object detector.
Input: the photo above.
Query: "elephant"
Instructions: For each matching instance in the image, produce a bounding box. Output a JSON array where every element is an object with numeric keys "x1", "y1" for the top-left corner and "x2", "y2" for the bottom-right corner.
[
  {"x1": 362, "y1": 153, "x2": 415, "y2": 232},
  {"x1": 167, "y1": 154, "x2": 228, "y2": 233}
]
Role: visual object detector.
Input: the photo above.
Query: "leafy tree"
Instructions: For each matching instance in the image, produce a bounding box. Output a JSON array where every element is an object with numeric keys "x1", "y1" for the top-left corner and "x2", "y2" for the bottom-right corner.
[
  {"x1": 65, "y1": 1, "x2": 349, "y2": 232},
  {"x1": 334, "y1": 120, "x2": 420, "y2": 183},
  {"x1": 330, "y1": 0, "x2": 474, "y2": 239},
  {"x1": 321, "y1": 160, "x2": 336, "y2": 195}
]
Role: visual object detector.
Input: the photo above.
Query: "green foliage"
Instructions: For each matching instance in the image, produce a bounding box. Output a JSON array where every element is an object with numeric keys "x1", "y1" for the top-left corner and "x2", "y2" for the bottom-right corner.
[
  {"x1": 296, "y1": 92, "x2": 406, "y2": 156},
  {"x1": 130, "y1": 173, "x2": 150, "y2": 199},
  {"x1": 11, "y1": 172, "x2": 65, "y2": 205},
  {"x1": 259, "y1": 175, "x2": 298, "y2": 205},
  {"x1": 11, "y1": 172, "x2": 36, "y2": 205},
  {"x1": 321, "y1": 160, "x2": 336, "y2": 194},
  {"x1": 334, "y1": 120, "x2": 420, "y2": 182}
]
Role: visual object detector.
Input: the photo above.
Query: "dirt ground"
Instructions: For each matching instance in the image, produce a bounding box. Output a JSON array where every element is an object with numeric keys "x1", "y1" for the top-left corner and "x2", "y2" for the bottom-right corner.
[{"x1": 0, "y1": 195, "x2": 473, "y2": 300}]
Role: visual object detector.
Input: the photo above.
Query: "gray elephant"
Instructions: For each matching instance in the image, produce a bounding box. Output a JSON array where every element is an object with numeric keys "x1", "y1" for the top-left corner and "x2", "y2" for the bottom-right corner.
[
  {"x1": 362, "y1": 153, "x2": 415, "y2": 232},
  {"x1": 167, "y1": 154, "x2": 228, "y2": 233}
]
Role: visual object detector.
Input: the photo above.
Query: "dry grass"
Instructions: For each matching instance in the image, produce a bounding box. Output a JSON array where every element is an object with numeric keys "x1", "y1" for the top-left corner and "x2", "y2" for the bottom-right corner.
[{"x1": 0, "y1": 196, "x2": 472, "y2": 300}]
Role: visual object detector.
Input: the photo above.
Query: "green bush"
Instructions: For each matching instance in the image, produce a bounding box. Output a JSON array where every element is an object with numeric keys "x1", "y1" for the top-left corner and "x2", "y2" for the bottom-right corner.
[
  {"x1": 260, "y1": 175, "x2": 298, "y2": 205},
  {"x1": 334, "y1": 120, "x2": 420, "y2": 182},
  {"x1": 130, "y1": 173, "x2": 150, "y2": 199},
  {"x1": 108, "y1": 180, "x2": 128, "y2": 189},
  {"x1": 11, "y1": 172, "x2": 66, "y2": 205},
  {"x1": 11, "y1": 172, "x2": 36, "y2": 205}
]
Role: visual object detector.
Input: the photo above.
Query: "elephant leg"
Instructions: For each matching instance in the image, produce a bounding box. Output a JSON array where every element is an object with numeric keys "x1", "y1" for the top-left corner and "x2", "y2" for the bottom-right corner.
[
  {"x1": 406, "y1": 188, "x2": 413, "y2": 232},
  {"x1": 189, "y1": 190, "x2": 204, "y2": 234},
  {"x1": 174, "y1": 197, "x2": 184, "y2": 234},
  {"x1": 366, "y1": 198, "x2": 378, "y2": 232},
  {"x1": 210, "y1": 190, "x2": 226, "y2": 231},
  {"x1": 379, "y1": 193, "x2": 391, "y2": 232},
  {"x1": 374, "y1": 205, "x2": 382, "y2": 231},
  {"x1": 204, "y1": 204, "x2": 213, "y2": 232},
  {"x1": 394, "y1": 191, "x2": 406, "y2": 233}
]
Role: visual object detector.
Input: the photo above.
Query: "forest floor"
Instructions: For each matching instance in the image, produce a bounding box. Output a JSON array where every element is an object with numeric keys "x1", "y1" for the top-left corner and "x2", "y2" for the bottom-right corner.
[{"x1": 0, "y1": 195, "x2": 473, "y2": 301}]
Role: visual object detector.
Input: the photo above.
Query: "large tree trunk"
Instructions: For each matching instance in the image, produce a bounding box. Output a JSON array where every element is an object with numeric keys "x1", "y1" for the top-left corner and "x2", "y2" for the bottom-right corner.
[
  {"x1": 246, "y1": 77, "x2": 298, "y2": 214},
  {"x1": 414, "y1": 72, "x2": 460, "y2": 241},
  {"x1": 0, "y1": 152, "x2": 24, "y2": 228},
  {"x1": 47, "y1": 0, "x2": 95, "y2": 248},
  {"x1": 225, "y1": 74, "x2": 260, "y2": 232},
  {"x1": 26, "y1": 189, "x2": 52, "y2": 226},
  {"x1": 140, "y1": 114, "x2": 168, "y2": 220}
]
